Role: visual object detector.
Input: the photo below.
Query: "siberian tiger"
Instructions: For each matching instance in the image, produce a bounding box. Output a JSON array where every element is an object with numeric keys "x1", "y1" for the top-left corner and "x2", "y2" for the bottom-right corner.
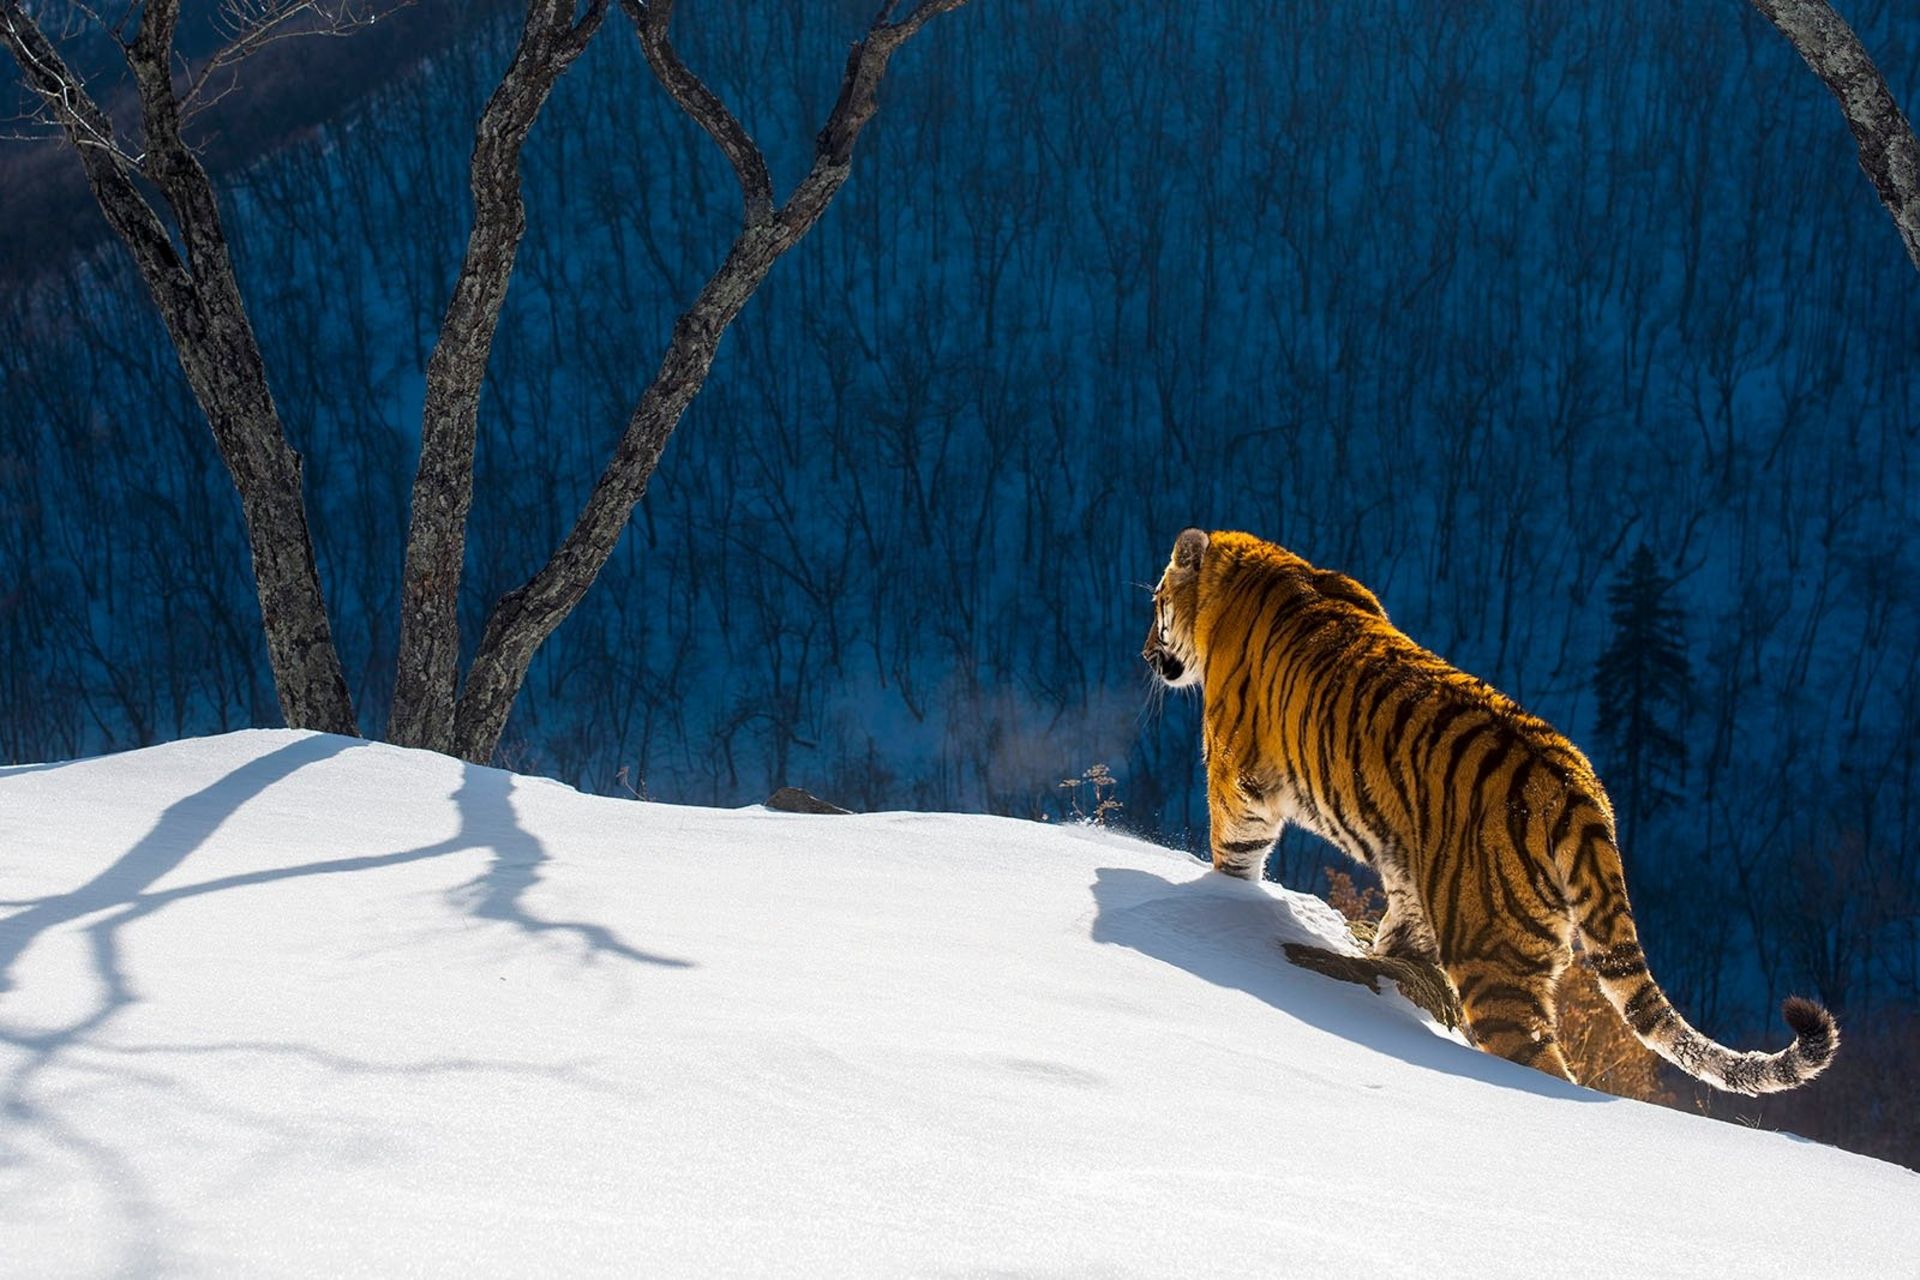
[{"x1": 1142, "y1": 527, "x2": 1837, "y2": 1094}]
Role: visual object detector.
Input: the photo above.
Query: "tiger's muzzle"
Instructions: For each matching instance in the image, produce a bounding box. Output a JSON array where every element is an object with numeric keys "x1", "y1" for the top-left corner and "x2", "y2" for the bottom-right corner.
[{"x1": 1143, "y1": 624, "x2": 1185, "y2": 684}]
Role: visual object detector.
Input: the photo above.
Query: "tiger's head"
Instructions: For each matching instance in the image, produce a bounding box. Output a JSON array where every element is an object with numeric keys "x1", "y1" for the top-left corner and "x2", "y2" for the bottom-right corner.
[
  {"x1": 1142, "y1": 527, "x2": 1209, "y2": 688},
  {"x1": 1144, "y1": 529, "x2": 1390, "y2": 691}
]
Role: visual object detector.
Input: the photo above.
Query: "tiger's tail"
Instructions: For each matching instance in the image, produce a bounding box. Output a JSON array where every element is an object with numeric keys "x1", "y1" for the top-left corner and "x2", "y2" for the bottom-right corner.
[{"x1": 1559, "y1": 813, "x2": 1838, "y2": 1095}]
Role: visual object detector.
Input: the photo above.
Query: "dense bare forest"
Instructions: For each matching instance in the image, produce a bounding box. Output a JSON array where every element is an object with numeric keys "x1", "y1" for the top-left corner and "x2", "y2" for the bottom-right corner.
[{"x1": 3, "y1": 2, "x2": 1917, "y2": 1161}]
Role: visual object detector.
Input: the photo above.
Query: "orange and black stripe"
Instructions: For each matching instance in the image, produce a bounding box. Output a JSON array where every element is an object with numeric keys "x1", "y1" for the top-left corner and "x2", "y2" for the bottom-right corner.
[{"x1": 1144, "y1": 528, "x2": 1837, "y2": 1095}]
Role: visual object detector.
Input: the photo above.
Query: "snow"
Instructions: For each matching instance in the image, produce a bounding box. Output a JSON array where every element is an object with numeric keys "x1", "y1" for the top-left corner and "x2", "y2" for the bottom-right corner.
[{"x1": 1, "y1": 730, "x2": 1913, "y2": 1277}]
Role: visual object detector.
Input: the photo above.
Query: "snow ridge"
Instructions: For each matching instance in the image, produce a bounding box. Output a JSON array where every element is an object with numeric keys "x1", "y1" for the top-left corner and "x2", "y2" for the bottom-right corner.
[{"x1": 1, "y1": 731, "x2": 1913, "y2": 1276}]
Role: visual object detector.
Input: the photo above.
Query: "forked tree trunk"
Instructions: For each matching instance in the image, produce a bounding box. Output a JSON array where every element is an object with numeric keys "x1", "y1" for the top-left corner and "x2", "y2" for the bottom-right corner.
[
  {"x1": 388, "y1": 0, "x2": 607, "y2": 754},
  {"x1": 5, "y1": 0, "x2": 967, "y2": 762},
  {"x1": 450, "y1": 0, "x2": 968, "y2": 763},
  {"x1": 448, "y1": 223, "x2": 794, "y2": 760}
]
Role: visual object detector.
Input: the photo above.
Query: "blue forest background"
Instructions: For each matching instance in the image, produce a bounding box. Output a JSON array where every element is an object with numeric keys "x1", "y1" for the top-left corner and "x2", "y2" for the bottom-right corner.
[{"x1": 3, "y1": 1, "x2": 1918, "y2": 1160}]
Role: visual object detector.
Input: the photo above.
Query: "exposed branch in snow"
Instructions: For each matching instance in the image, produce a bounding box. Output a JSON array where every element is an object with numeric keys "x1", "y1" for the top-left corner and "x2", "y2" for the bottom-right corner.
[{"x1": 1283, "y1": 941, "x2": 1465, "y2": 1031}]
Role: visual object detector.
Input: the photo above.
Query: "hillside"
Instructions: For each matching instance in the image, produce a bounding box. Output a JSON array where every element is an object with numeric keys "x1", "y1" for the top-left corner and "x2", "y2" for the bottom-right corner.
[
  {"x1": 1, "y1": 731, "x2": 1913, "y2": 1275},
  {"x1": 9, "y1": 4, "x2": 1920, "y2": 1090}
]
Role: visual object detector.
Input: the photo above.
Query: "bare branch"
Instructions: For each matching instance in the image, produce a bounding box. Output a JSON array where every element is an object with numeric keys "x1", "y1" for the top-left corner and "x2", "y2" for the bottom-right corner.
[
  {"x1": 1, "y1": 3, "x2": 168, "y2": 249},
  {"x1": 1750, "y1": 0, "x2": 1920, "y2": 273},
  {"x1": 1, "y1": 3, "x2": 146, "y2": 166},
  {"x1": 108, "y1": 1, "x2": 141, "y2": 42},
  {"x1": 562, "y1": 0, "x2": 604, "y2": 55},
  {"x1": 620, "y1": 0, "x2": 774, "y2": 225},
  {"x1": 790, "y1": 0, "x2": 964, "y2": 220},
  {"x1": 181, "y1": 1, "x2": 410, "y2": 123}
]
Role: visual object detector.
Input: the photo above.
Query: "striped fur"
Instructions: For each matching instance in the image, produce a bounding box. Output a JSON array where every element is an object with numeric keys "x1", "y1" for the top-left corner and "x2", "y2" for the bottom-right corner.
[{"x1": 1143, "y1": 528, "x2": 1837, "y2": 1094}]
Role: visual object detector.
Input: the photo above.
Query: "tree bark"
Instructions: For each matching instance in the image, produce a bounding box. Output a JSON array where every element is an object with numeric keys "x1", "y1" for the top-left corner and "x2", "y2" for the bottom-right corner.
[
  {"x1": 449, "y1": 0, "x2": 968, "y2": 763},
  {"x1": 1750, "y1": 0, "x2": 1920, "y2": 273},
  {"x1": 1, "y1": 0, "x2": 358, "y2": 735},
  {"x1": 388, "y1": 0, "x2": 608, "y2": 753},
  {"x1": 5, "y1": 0, "x2": 966, "y2": 762}
]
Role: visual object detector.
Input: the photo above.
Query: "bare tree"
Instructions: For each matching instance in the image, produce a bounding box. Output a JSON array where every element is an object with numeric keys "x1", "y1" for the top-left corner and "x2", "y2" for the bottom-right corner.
[
  {"x1": 428, "y1": 0, "x2": 969, "y2": 763},
  {"x1": 0, "y1": 0, "x2": 367, "y2": 735},
  {"x1": 386, "y1": 0, "x2": 609, "y2": 753},
  {"x1": 4, "y1": 0, "x2": 970, "y2": 762},
  {"x1": 1750, "y1": 0, "x2": 1920, "y2": 272}
]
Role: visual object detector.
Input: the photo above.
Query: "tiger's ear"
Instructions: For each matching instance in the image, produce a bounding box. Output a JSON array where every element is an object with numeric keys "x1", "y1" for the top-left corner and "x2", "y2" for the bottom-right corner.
[
  {"x1": 1171, "y1": 528, "x2": 1209, "y2": 575},
  {"x1": 1313, "y1": 569, "x2": 1386, "y2": 620}
]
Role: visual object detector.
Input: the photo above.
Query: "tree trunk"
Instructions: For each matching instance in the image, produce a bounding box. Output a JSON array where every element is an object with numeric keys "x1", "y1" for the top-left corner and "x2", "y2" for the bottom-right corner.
[
  {"x1": 450, "y1": 225, "x2": 789, "y2": 760},
  {"x1": 0, "y1": 0, "x2": 358, "y2": 735},
  {"x1": 389, "y1": 0, "x2": 607, "y2": 753},
  {"x1": 449, "y1": 0, "x2": 967, "y2": 763},
  {"x1": 5, "y1": 0, "x2": 965, "y2": 762},
  {"x1": 1750, "y1": 0, "x2": 1920, "y2": 273}
]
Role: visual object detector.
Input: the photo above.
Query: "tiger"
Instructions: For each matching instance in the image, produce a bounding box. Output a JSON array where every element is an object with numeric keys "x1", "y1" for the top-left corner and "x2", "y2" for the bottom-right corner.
[{"x1": 1141, "y1": 527, "x2": 1837, "y2": 1094}]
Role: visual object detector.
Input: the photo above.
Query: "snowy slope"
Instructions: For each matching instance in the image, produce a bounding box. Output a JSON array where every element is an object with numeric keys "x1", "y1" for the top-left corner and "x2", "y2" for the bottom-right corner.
[{"x1": 1, "y1": 731, "x2": 1913, "y2": 1277}]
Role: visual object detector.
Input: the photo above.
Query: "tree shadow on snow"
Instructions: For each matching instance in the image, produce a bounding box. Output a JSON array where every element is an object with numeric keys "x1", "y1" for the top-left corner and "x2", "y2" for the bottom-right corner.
[
  {"x1": 0, "y1": 733, "x2": 367, "y2": 1271},
  {"x1": 0, "y1": 734, "x2": 690, "y2": 1267},
  {"x1": 0, "y1": 733, "x2": 366, "y2": 995},
  {"x1": 440, "y1": 764, "x2": 695, "y2": 967},
  {"x1": 3, "y1": 734, "x2": 690, "y2": 997},
  {"x1": 1089, "y1": 866, "x2": 1607, "y2": 1103}
]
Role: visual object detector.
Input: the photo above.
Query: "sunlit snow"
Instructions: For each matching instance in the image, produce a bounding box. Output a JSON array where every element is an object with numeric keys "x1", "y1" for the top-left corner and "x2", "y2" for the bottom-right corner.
[{"x1": 1, "y1": 731, "x2": 1913, "y2": 1276}]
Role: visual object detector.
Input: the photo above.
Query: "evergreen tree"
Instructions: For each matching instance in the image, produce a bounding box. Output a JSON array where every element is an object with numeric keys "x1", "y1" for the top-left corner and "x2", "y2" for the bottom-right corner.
[{"x1": 1593, "y1": 545, "x2": 1692, "y2": 838}]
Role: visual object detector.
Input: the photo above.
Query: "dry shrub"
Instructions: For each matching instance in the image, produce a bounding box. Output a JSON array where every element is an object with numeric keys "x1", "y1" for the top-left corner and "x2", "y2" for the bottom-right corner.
[
  {"x1": 1057, "y1": 763, "x2": 1122, "y2": 825},
  {"x1": 1325, "y1": 867, "x2": 1382, "y2": 924},
  {"x1": 1556, "y1": 957, "x2": 1678, "y2": 1105}
]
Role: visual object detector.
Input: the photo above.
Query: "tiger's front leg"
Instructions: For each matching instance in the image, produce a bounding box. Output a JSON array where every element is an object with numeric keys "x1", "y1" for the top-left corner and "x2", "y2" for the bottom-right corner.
[{"x1": 1206, "y1": 762, "x2": 1283, "y2": 879}]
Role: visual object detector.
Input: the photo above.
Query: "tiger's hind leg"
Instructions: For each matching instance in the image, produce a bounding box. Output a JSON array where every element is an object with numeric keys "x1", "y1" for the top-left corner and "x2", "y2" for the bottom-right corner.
[
  {"x1": 1372, "y1": 874, "x2": 1440, "y2": 964},
  {"x1": 1447, "y1": 952, "x2": 1575, "y2": 1083}
]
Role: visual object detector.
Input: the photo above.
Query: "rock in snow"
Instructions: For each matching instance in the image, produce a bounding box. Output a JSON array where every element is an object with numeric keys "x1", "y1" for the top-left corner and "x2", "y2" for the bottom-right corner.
[{"x1": 1, "y1": 730, "x2": 1914, "y2": 1276}]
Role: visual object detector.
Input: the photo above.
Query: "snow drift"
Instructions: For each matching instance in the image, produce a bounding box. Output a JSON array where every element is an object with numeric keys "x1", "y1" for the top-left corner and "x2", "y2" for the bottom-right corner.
[{"x1": 1, "y1": 731, "x2": 1913, "y2": 1276}]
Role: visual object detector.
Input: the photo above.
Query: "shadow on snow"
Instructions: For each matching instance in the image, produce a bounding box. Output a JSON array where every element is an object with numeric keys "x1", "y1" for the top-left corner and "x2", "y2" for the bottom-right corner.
[
  {"x1": 1089, "y1": 865, "x2": 1606, "y2": 1103},
  {"x1": 0, "y1": 733, "x2": 690, "y2": 1267}
]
